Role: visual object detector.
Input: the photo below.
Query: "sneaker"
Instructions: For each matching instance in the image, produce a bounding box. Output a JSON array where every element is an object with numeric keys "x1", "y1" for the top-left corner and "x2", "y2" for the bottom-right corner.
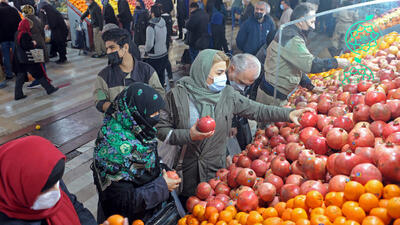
[{"x1": 27, "y1": 80, "x2": 40, "y2": 89}]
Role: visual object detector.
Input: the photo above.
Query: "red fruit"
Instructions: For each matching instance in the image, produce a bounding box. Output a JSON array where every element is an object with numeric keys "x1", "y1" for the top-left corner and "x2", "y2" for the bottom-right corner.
[
  {"x1": 264, "y1": 173, "x2": 284, "y2": 192},
  {"x1": 349, "y1": 94, "x2": 365, "y2": 110},
  {"x1": 206, "y1": 199, "x2": 225, "y2": 212},
  {"x1": 327, "y1": 153, "x2": 339, "y2": 176},
  {"x1": 343, "y1": 84, "x2": 358, "y2": 94},
  {"x1": 280, "y1": 127, "x2": 293, "y2": 139},
  {"x1": 305, "y1": 136, "x2": 328, "y2": 155},
  {"x1": 386, "y1": 132, "x2": 400, "y2": 144},
  {"x1": 270, "y1": 135, "x2": 287, "y2": 148},
  {"x1": 197, "y1": 116, "x2": 216, "y2": 132},
  {"x1": 333, "y1": 116, "x2": 354, "y2": 133},
  {"x1": 280, "y1": 184, "x2": 301, "y2": 202},
  {"x1": 365, "y1": 91, "x2": 386, "y2": 106},
  {"x1": 328, "y1": 175, "x2": 350, "y2": 192},
  {"x1": 298, "y1": 149, "x2": 316, "y2": 166},
  {"x1": 317, "y1": 115, "x2": 332, "y2": 131},
  {"x1": 369, "y1": 103, "x2": 391, "y2": 122},
  {"x1": 300, "y1": 127, "x2": 320, "y2": 143},
  {"x1": 334, "y1": 151, "x2": 364, "y2": 176},
  {"x1": 299, "y1": 112, "x2": 318, "y2": 128},
  {"x1": 186, "y1": 196, "x2": 201, "y2": 213},
  {"x1": 275, "y1": 122, "x2": 287, "y2": 128},
  {"x1": 209, "y1": 178, "x2": 221, "y2": 190},
  {"x1": 376, "y1": 142, "x2": 400, "y2": 182},
  {"x1": 285, "y1": 174, "x2": 305, "y2": 186},
  {"x1": 247, "y1": 145, "x2": 262, "y2": 160},
  {"x1": 237, "y1": 155, "x2": 252, "y2": 168},
  {"x1": 274, "y1": 144, "x2": 286, "y2": 154},
  {"x1": 290, "y1": 160, "x2": 304, "y2": 176},
  {"x1": 302, "y1": 156, "x2": 327, "y2": 181},
  {"x1": 337, "y1": 92, "x2": 351, "y2": 104},
  {"x1": 215, "y1": 194, "x2": 230, "y2": 208},
  {"x1": 265, "y1": 125, "x2": 279, "y2": 138},
  {"x1": 369, "y1": 121, "x2": 386, "y2": 137},
  {"x1": 196, "y1": 182, "x2": 212, "y2": 200},
  {"x1": 287, "y1": 133, "x2": 300, "y2": 143},
  {"x1": 318, "y1": 99, "x2": 333, "y2": 114},
  {"x1": 388, "y1": 88, "x2": 400, "y2": 99},
  {"x1": 270, "y1": 157, "x2": 291, "y2": 178},
  {"x1": 254, "y1": 135, "x2": 269, "y2": 146},
  {"x1": 216, "y1": 168, "x2": 229, "y2": 182},
  {"x1": 285, "y1": 142, "x2": 305, "y2": 162},
  {"x1": 326, "y1": 128, "x2": 349, "y2": 150},
  {"x1": 256, "y1": 182, "x2": 276, "y2": 202},
  {"x1": 227, "y1": 167, "x2": 242, "y2": 188},
  {"x1": 387, "y1": 99, "x2": 400, "y2": 118},
  {"x1": 166, "y1": 171, "x2": 179, "y2": 179},
  {"x1": 348, "y1": 125, "x2": 375, "y2": 150},
  {"x1": 236, "y1": 191, "x2": 259, "y2": 212},
  {"x1": 215, "y1": 182, "x2": 230, "y2": 196},
  {"x1": 236, "y1": 168, "x2": 257, "y2": 187},
  {"x1": 322, "y1": 124, "x2": 334, "y2": 137},
  {"x1": 300, "y1": 180, "x2": 328, "y2": 196},
  {"x1": 382, "y1": 121, "x2": 400, "y2": 138},
  {"x1": 353, "y1": 104, "x2": 371, "y2": 122},
  {"x1": 307, "y1": 102, "x2": 318, "y2": 111},
  {"x1": 350, "y1": 163, "x2": 382, "y2": 185},
  {"x1": 328, "y1": 106, "x2": 348, "y2": 117},
  {"x1": 354, "y1": 147, "x2": 375, "y2": 164},
  {"x1": 251, "y1": 159, "x2": 268, "y2": 177},
  {"x1": 358, "y1": 81, "x2": 373, "y2": 92}
]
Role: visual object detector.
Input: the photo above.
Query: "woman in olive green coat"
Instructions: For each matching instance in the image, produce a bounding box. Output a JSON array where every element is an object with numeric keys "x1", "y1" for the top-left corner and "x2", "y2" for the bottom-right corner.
[{"x1": 156, "y1": 49, "x2": 311, "y2": 198}]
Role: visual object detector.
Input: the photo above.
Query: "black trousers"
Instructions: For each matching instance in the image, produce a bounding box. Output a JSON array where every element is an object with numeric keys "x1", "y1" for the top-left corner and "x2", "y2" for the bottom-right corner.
[
  {"x1": 51, "y1": 40, "x2": 67, "y2": 61},
  {"x1": 177, "y1": 17, "x2": 185, "y2": 38},
  {"x1": 145, "y1": 55, "x2": 169, "y2": 86},
  {"x1": 15, "y1": 63, "x2": 56, "y2": 98}
]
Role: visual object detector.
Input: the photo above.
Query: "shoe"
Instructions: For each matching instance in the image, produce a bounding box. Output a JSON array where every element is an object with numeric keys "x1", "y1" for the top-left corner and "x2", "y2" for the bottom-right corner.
[
  {"x1": 15, "y1": 95, "x2": 27, "y2": 100},
  {"x1": 0, "y1": 81, "x2": 7, "y2": 89},
  {"x1": 49, "y1": 54, "x2": 57, "y2": 58},
  {"x1": 91, "y1": 54, "x2": 101, "y2": 58},
  {"x1": 47, "y1": 87, "x2": 59, "y2": 95},
  {"x1": 27, "y1": 80, "x2": 40, "y2": 89},
  {"x1": 56, "y1": 59, "x2": 67, "y2": 64}
]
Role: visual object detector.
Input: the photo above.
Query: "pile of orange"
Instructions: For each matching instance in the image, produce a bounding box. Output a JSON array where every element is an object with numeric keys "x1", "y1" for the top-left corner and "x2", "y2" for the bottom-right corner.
[
  {"x1": 67, "y1": 0, "x2": 134, "y2": 16},
  {"x1": 178, "y1": 180, "x2": 400, "y2": 225},
  {"x1": 101, "y1": 214, "x2": 144, "y2": 225}
]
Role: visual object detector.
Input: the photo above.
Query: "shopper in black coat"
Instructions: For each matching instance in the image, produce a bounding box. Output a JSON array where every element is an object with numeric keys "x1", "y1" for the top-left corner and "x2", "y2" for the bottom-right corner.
[
  {"x1": 102, "y1": 0, "x2": 118, "y2": 25},
  {"x1": 185, "y1": 2, "x2": 209, "y2": 62},
  {"x1": 176, "y1": 0, "x2": 187, "y2": 39},
  {"x1": 155, "y1": 0, "x2": 173, "y2": 14},
  {"x1": 117, "y1": 0, "x2": 133, "y2": 32}
]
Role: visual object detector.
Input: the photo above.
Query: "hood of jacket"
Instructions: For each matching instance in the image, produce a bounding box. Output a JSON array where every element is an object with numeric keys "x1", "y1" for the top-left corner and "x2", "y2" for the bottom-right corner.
[{"x1": 149, "y1": 17, "x2": 166, "y2": 28}]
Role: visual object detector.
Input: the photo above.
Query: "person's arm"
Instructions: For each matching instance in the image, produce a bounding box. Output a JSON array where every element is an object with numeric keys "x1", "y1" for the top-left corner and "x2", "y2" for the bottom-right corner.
[
  {"x1": 299, "y1": 73, "x2": 314, "y2": 90},
  {"x1": 94, "y1": 75, "x2": 111, "y2": 113},
  {"x1": 148, "y1": 72, "x2": 166, "y2": 99},
  {"x1": 59, "y1": 180, "x2": 97, "y2": 225},
  {"x1": 133, "y1": 176, "x2": 171, "y2": 211},
  {"x1": 80, "y1": 9, "x2": 90, "y2": 21},
  {"x1": 235, "y1": 22, "x2": 248, "y2": 51},
  {"x1": 144, "y1": 26, "x2": 155, "y2": 53},
  {"x1": 19, "y1": 33, "x2": 35, "y2": 50}
]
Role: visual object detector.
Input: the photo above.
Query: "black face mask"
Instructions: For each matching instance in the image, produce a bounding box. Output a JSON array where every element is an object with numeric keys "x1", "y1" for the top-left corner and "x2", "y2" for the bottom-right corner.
[
  {"x1": 254, "y1": 12, "x2": 264, "y2": 20},
  {"x1": 107, "y1": 51, "x2": 123, "y2": 66},
  {"x1": 146, "y1": 115, "x2": 160, "y2": 126}
]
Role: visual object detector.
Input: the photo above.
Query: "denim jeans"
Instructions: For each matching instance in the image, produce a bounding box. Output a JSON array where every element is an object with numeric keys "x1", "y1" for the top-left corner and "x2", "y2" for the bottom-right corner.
[
  {"x1": 231, "y1": 7, "x2": 242, "y2": 28},
  {"x1": 0, "y1": 41, "x2": 15, "y2": 78}
]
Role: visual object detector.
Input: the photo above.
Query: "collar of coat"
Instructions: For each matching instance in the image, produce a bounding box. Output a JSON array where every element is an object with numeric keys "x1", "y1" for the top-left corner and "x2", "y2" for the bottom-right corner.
[{"x1": 275, "y1": 24, "x2": 307, "y2": 47}]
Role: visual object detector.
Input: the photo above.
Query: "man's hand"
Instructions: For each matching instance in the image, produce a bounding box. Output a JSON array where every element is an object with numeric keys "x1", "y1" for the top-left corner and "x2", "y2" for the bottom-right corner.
[
  {"x1": 229, "y1": 127, "x2": 238, "y2": 137},
  {"x1": 226, "y1": 155, "x2": 233, "y2": 167},
  {"x1": 190, "y1": 120, "x2": 214, "y2": 141},
  {"x1": 102, "y1": 218, "x2": 129, "y2": 225},
  {"x1": 312, "y1": 86, "x2": 325, "y2": 93},
  {"x1": 336, "y1": 58, "x2": 350, "y2": 69},
  {"x1": 32, "y1": 40, "x2": 37, "y2": 46},
  {"x1": 289, "y1": 107, "x2": 316, "y2": 126},
  {"x1": 44, "y1": 25, "x2": 49, "y2": 30},
  {"x1": 162, "y1": 169, "x2": 181, "y2": 191}
]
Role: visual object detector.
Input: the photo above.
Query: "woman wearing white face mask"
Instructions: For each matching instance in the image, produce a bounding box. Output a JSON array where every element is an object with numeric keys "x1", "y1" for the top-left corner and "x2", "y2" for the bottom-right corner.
[
  {"x1": 156, "y1": 49, "x2": 315, "y2": 202},
  {"x1": 0, "y1": 136, "x2": 97, "y2": 225}
]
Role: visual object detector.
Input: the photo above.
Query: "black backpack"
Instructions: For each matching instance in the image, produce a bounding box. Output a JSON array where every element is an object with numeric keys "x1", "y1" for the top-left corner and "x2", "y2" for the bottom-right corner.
[{"x1": 133, "y1": 10, "x2": 150, "y2": 46}]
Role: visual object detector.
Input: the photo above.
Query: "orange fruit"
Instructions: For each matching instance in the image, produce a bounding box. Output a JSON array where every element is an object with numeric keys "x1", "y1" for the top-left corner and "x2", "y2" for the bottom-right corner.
[
  {"x1": 228, "y1": 220, "x2": 240, "y2": 225},
  {"x1": 262, "y1": 207, "x2": 278, "y2": 219},
  {"x1": 132, "y1": 220, "x2": 144, "y2": 225},
  {"x1": 387, "y1": 197, "x2": 400, "y2": 219},
  {"x1": 342, "y1": 201, "x2": 360, "y2": 216},
  {"x1": 306, "y1": 191, "x2": 324, "y2": 209},
  {"x1": 281, "y1": 221, "x2": 296, "y2": 225},
  {"x1": 310, "y1": 214, "x2": 331, "y2": 225},
  {"x1": 107, "y1": 215, "x2": 124, "y2": 225},
  {"x1": 379, "y1": 199, "x2": 389, "y2": 208},
  {"x1": 310, "y1": 207, "x2": 326, "y2": 217},
  {"x1": 325, "y1": 205, "x2": 342, "y2": 222},
  {"x1": 294, "y1": 195, "x2": 308, "y2": 210},
  {"x1": 282, "y1": 208, "x2": 293, "y2": 221},
  {"x1": 344, "y1": 181, "x2": 365, "y2": 201},
  {"x1": 365, "y1": 180, "x2": 384, "y2": 199},
  {"x1": 296, "y1": 218, "x2": 311, "y2": 225},
  {"x1": 333, "y1": 217, "x2": 347, "y2": 225},
  {"x1": 200, "y1": 221, "x2": 208, "y2": 225},
  {"x1": 344, "y1": 206, "x2": 366, "y2": 223},
  {"x1": 287, "y1": 199, "x2": 295, "y2": 209},
  {"x1": 193, "y1": 204, "x2": 206, "y2": 220},
  {"x1": 369, "y1": 208, "x2": 391, "y2": 225},
  {"x1": 361, "y1": 216, "x2": 384, "y2": 225},
  {"x1": 235, "y1": 212, "x2": 246, "y2": 221},
  {"x1": 291, "y1": 208, "x2": 308, "y2": 222},
  {"x1": 327, "y1": 192, "x2": 345, "y2": 208},
  {"x1": 215, "y1": 221, "x2": 227, "y2": 225},
  {"x1": 219, "y1": 210, "x2": 233, "y2": 223},
  {"x1": 225, "y1": 206, "x2": 237, "y2": 218},
  {"x1": 262, "y1": 217, "x2": 282, "y2": 225},
  {"x1": 178, "y1": 217, "x2": 188, "y2": 225},
  {"x1": 238, "y1": 213, "x2": 249, "y2": 225},
  {"x1": 394, "y1": 218, "x2": 400, "y2": 225},
  {"x1": 187, "y1": 216, "x2": 200, "y2": 225},
  {"x1": 359, "y1": 193, "x2": 379, "y2": 213},
  {"x1": 205, "y1": 207, "x2": 219, "y2": 220},
  {"x1": 247, "y1": 211, "x2": 263, "y2": 225},
  {"x1": 383, "y1": 184, "x2": 400, "y2": 199},
  {"x1": 275, "y1": 202, "x2": 287, "y2": 217},
  {"x1": 209, "y1": 212, "x2": 220, "y2": 224},
  {"x1": 344, "y1": 220, "x2": 360, "y2": 225}
]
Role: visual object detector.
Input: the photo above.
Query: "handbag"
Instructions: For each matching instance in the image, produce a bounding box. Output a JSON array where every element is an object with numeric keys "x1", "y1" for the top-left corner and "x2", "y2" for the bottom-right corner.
[
  {"x1": 145, "y1": 191, "x2": 186, "y2": 225},
  {"x1": 15, "y1": 44, "x2": 45, "y2": 64}
]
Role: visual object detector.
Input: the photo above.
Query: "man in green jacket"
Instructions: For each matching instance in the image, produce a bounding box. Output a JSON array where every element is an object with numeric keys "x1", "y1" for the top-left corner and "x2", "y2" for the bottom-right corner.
[{"x1": 256, "y1": 3, "x2": 350, "y2": 125}]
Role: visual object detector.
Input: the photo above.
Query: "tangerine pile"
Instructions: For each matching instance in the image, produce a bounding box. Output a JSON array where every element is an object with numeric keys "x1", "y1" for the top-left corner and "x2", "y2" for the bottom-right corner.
[{"x1": 178, "y1": 180, "x2": 400, "y2": 225}]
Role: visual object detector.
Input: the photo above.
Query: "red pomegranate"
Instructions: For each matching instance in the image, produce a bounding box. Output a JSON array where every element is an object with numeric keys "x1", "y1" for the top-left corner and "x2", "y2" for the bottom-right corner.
[
  {"x1": 196, "y1": 182, "x2": 212, "y2": 200},
  {"x1": 299, "y1": 112, "x2": 318, "y2": 128},
  {"x1": 318, "y1": 99, "x2": 333, "y2": 114},
  {"x1": 300, "y1": 127, "x2": 320, "y2": 143},
  {"x1": 215, "y1": 182, "x2": 231, "y2": 196},
  {"x1": 274, "y1": 144, "x2": 286, "y2": 154},
  {"x1": 215, "y1": 194, "x2": 230, "y2": 207},
  {"x1": 290, "y1": 160, "x2": 304, "y2": 176},
  {"x1": 328, "y1": 106, "x2": 348, "y2": 117},
  {"x1": 271, "y1": 157, "x2": 291, "y2": 178},
  {"x1": 302, "y1": 155, "x2": 327, "y2": 181},
  {"x1": 328, "y1": 175, "x2": 350, "y2": 192},
  {"x1": 369, "y1": 121, "x2": 386, "y2": 137},
  {"x1": 251, "y1": 159, "x2": 269, "y2": 177},
  {"x1": 326, "y1": 128, "x2": 349, "y2": 150},
  {"x1": 265, "y1": 125, "x2": 279, "y2": 138},
  {"x1": 247, "y1": 145, "x2": 262, "y2": 160},
  {"x1": 382, "y1": 121, "x2": 400, "y2": 138},
  {"x1": 280, "y1": 184, "x2": 301, "y2": 202},
  {"x1": 350, "y1": 163, "x2": 382, "y2": 185},
  {"x1": 305, "y1": 136, "x2": 328, "y2": 155},
  {"x1": 206, "y1": 199, "x2": 225, "y2": 212},
  {"x1": 337, "y1": 92, "x2": 351, "y2": 104},
  {"x1": 300, "y1": 180, "x2": 328, "y2": 196},
  {"x1": 354, "y1": 147, "x2": 375, "y2": 164},
  {"x1": 236, "y1": 168, "x2": 257, "y2": 187},
  {"x1": 387, "y1": 99, "x2": 400, "y2": 119},
  {"x1": 287, "y1": 133, "x2": 300, "y2": 143},
  {"x1": 386, "y1": 132, "x2": 400, "y2": 144},
  {"x1": 334, "y1": 151, "x2": 365, "y2": 176},
  {"x1": 317, "y1": 115, "x2": 334, "y2": 131},
  {"x1": 256, "y1": 182, "x2": 276, "y2": 202},
  {"x1": 327, "y1": 153, "x2": 340, "y2": 176},
  {"x1": 264, "y1": 173, "x2": 284, "y2": 192},
  {"x1": 370, "y1": 103, "x2": 391, "y2": 122},
  {"x1": 349, "y1": 94, "x2": 366, "y2": 110},
  {"x1": 353, "y1": 104, "x2": 371, "y2": 122},
  {"x1": 343, "y1": 84, "x2": 358, "y2": 94},
  {"x1": 186, "y1": 196, "x2": 201, "y2": 213},
  {"x1": 227, "y1": 167, "x2": 242, "y2": 188},
  {"x1": 285, "y1": 174, "x2": 305, "y2": 186},
  {"x1": 270, "y1": 135, "x2": 287, "y2": 148},
  {"x1": 365, "y1": 91, "x2": 386, "y2": 106},
  {"x1": 298, "y1": 149, "x2": 316, "y2": 166},
  {"x1": 348, "y1": 125, "x2": 375, "y2": 150},
  {"x1": 236, "y1": 191, "x2": 259, "y2": 212},
  {"x1": 322, "y1": 124, "x2": 334, "y2": 137},
  {"x1": 254, "y1": 135, "x2": 269, "y2": 146},
  {"x1": 358, "y1": 81, "x2": 373, "y2": 92},
  {"x1": 166, "y1": 171, "x2": 180, "y2": 179},
  {"x1": 209, "y1": 178, "x2": 221, "y2": 190},
  {"x1": 216, "y1": 168, "x2": 229, "y2": 182},
  {"x1": 197, "y1": 116, "x2": 216, "y2": 132},
  {"x1": 285, "y1": 142, "x2": 305, "y2": 162},
  {"x1": 307, "y1": 102, "x2": 318, "y2": 111},
  {"x1": 237, "y1": 155, "x2": 252, "y2": 168},
  {"x1": 376, "y1": 143, "x2": 400, "y2": 182},
  {"x1": 333, "y1": 116, "x2": 354, "y2": 133},
  {"x1": 280, "y1": 127, "x2": 293, "y2": 139}
]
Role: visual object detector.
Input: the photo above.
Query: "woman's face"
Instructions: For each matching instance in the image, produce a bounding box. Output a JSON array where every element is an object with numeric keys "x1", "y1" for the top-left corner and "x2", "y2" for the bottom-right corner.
[{"x1": 206, "y1": 61, "x2": 227, "y2": 85}]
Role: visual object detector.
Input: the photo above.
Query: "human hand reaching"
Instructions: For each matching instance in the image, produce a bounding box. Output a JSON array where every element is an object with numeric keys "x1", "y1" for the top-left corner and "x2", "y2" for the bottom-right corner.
[
  {"x1": 190, "y1": 120, "x2": 214, "y2": 141},
  {"x1": 289, "y1": 107, "x2": 316, "y2": 126},
  {"x1": 162, "y1": 169, "x2": 181, "y2": 191}
]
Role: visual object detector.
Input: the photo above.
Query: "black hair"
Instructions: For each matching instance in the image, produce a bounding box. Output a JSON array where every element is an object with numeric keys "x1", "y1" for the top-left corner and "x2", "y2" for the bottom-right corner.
[
  {"x1": 290, "y1": 3, "x2": 311, "y2": 21},
  {"x1": 101, "y1": 28, "x2": 130, "y2": 48},
  {"x1": 42, "y1": 159, "x2": 65, "y2": 192},
  {"x1": 151, "y1": 4, "x2": 162, "y2": 17},
  {"x1": 190, "y1": 2, "x2": 199, "y2": 9}
]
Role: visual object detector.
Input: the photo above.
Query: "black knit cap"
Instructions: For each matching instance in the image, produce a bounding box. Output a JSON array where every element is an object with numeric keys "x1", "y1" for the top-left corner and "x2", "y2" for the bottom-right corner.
[{"x1": 41, "y1": 159, "x2": 65, "y2": 192}]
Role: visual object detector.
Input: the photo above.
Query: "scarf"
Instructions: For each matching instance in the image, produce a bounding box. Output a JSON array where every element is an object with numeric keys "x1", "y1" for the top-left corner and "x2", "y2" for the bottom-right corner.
[
  {"x1": 176, "y1": 49, "x2": 227, "y2": 118},
  {"x1": 94, "y1": 83, "x2": 165, "y2": 188},
  {"x1": 0, "y1": 136, "x2": 81, "y2": 225},
  {"x1": 17, "y1": 19, "x2": 32, "y2": 44}
]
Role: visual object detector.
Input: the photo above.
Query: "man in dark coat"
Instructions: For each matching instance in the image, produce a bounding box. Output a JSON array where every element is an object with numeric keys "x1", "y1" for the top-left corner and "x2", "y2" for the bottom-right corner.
[
  {"x1": 176, "y1": 0, "x2": 187, "y2": 39},
  {"x1": 155, "y1": 0, "x2": 173, "y2": 14},
  {"x1": 81, "y1": 0, "x2": 106, "y2": 58},
  {"x1": 185, "y1": 2, "x2": 209, "y2": 62},
  {"x1": 117, "y1": 0, "x2": 132, "y2": 32},
  {"x1": 40, "y1": 3, "x2": 68, "y2": 63},
  {"x1": 0, "y1": 0, "x2": 21, "y2": 84},
  {"x1": 239, "y1": 0, "x2": 254, "y2": 24},
  {"x1": 102, "y1": 0, "x2": 118, "y2": 25}
]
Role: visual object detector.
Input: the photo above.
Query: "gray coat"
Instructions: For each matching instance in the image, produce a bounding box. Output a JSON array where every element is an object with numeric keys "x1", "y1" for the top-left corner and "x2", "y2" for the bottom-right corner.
[{"x1": 156, "y1": 84, "x2": 293, "y2": 196}]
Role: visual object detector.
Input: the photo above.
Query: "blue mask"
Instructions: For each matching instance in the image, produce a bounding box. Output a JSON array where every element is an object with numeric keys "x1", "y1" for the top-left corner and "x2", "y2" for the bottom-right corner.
[
  {"x1": 208, "y1": 74, "x2": 227, "y2": 92},
  {"x1": 280, "y1": 4, "x2": 284, "y2": 10}
]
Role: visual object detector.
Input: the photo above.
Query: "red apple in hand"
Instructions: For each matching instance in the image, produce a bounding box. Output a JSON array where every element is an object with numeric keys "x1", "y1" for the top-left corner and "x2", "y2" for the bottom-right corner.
[
  {"x1": 166, "y1": 171, "x2": 179, "y2": 179},
  {"x1": 197, "y1": 116, "x2": 216, "y2": 132}
]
